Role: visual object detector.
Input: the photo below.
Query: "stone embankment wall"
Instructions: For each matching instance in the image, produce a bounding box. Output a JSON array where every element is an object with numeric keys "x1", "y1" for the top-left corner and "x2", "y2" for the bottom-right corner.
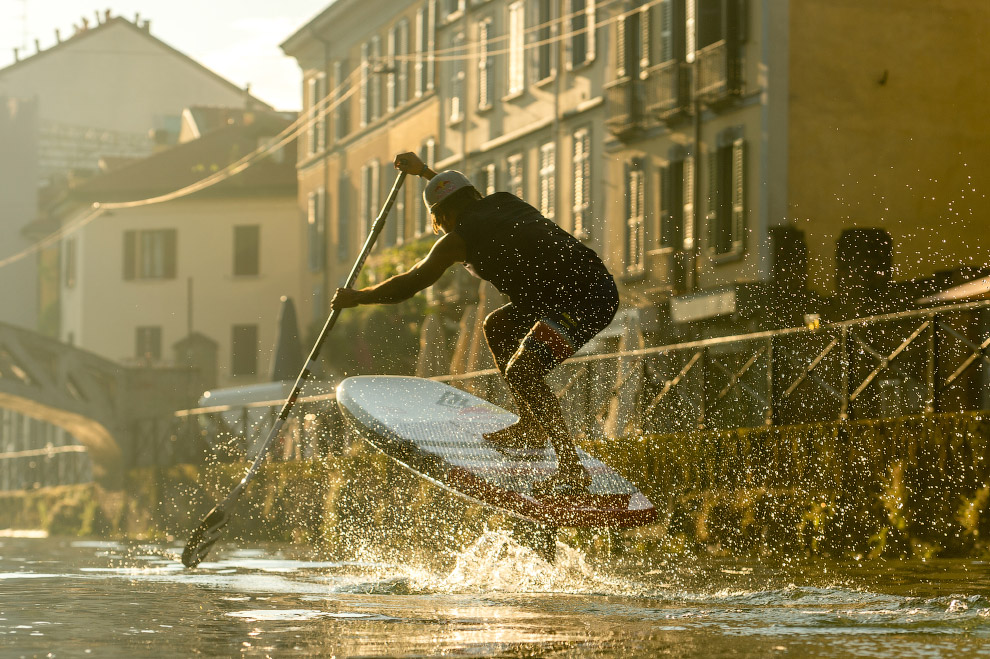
[{"x1": 1, "y1": 412, "x2": 987, "y2": 560}]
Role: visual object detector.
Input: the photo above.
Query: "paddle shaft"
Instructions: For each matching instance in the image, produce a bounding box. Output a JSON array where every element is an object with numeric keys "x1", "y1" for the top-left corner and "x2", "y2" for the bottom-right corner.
[{"x1": 220, "y1": 171, "x2": 407, "y2": 505}]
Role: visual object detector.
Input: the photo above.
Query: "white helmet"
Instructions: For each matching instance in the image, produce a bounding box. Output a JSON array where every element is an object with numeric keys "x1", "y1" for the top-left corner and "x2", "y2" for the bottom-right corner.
[{"x1": 423, "y1": 170, "x2": 476, "y2": 211}]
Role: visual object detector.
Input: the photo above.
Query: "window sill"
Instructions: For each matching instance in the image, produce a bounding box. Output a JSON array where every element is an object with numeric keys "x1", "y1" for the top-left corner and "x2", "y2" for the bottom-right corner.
[
  {"x1": 565, "y1": 58, "x2": 595, "y2": 74},
  {"x1": 709, "y1": 248, "x2": 745, "y2": 265},
  {"x1": 502, "y1": 90, "x2": 524, "y2": 103},
  {"x1": 620, "y1": 268, "x2": 647, "y2": 283},
  {"x1": 534, "y1": 73, "x2": 557, "y2": 89},
  {"x1": 447, "y1": 114, "x2": 465, "y2": 127}
]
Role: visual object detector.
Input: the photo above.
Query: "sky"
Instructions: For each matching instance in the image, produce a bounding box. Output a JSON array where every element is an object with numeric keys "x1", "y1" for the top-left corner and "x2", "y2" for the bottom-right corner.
[{"x1": 0, "y1": 0, "x2": 334, "y2": 110}]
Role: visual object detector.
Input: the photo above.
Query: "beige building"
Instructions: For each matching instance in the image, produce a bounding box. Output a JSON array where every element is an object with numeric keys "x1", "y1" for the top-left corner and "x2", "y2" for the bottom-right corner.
[
  {"x1": 282, "y1": 0, "x2": 990, "y2": 364},
  {"x1": 53, "y1": 112, "x2": 303, "y2": 389}
]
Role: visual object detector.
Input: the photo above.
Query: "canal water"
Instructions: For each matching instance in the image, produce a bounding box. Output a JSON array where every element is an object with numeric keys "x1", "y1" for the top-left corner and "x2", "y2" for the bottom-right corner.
[{"x1": 2, "y1": 531, "x2": 989, "y2": 658}]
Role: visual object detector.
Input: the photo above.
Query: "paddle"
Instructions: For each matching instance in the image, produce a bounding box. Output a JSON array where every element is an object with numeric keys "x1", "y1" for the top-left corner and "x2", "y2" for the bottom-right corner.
[{"x1": 181, "y1": 171, "x2": 408, "y2": 568}]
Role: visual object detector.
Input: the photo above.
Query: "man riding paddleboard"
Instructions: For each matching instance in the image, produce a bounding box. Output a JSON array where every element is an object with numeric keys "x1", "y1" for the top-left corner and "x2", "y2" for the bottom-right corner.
[{"x1": 331, "y1": 152, "x2": 618, "y2": 496}]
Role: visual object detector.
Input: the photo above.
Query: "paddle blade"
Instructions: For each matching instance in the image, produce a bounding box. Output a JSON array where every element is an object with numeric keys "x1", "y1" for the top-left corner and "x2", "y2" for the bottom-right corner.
[{"x1": 181, "y1": 505, "x2": 229, "y2": 568}]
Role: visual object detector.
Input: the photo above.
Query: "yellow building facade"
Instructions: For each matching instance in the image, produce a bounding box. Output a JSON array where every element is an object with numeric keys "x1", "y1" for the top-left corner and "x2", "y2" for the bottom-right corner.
[{"x1": 282, "y1": 0, "x2": 989, "y2": 365}]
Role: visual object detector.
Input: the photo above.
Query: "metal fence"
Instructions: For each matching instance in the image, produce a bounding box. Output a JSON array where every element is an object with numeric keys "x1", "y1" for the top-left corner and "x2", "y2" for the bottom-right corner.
[{"x1": 137, "y1": 300, "x2": 990, "y2": 467}]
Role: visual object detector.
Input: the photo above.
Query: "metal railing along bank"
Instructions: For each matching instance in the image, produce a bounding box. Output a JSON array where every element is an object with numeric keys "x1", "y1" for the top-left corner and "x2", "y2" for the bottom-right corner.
[{"x1": 149, "y1": 300, "x2": 990, "y2": 467}]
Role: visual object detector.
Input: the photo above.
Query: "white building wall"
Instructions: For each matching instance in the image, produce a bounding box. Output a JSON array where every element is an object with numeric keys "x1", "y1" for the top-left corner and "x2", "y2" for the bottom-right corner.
[{"x1": 60, "y1": 196, "x2": 303, "y2": 388}]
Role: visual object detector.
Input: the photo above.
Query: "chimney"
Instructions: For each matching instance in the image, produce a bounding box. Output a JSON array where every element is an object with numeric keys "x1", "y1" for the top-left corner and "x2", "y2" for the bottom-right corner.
[
  {"x1": 95, "y1": 10, "x2": 102, "y2": 25},
  {"x1": 55, "y1": 28, "x2": 62, "y2": 43},
  {"x1": 134, "y1": 12, "x2": 140, "y2": 25},
  {"x1": 12, "y1": 47, "x2": 19, "y2": 62},
  {"x1": 105, "y1": 9, "x2": 112, "y2": 22},
  {"x1": 142, "y1": 20, "x2": 151, "y2": 32},
  {"x1": 81, "y1": 17, "x2": 90, "y2": 30},
  {"x1": 34, "y1": 39, "x2": 41, "y2": 54}
]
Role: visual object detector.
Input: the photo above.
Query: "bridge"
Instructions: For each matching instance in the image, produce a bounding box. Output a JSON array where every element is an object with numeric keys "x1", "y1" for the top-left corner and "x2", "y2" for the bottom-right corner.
[{"x1": 0, "y1": 321, "x2": 203, "y2": 486}]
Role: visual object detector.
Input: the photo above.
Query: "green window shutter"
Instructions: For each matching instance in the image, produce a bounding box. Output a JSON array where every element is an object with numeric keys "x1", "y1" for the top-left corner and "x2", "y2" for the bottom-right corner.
[
  {"x1": 685, "y1": 0, "x2": 697, "y2": 62},
  {"x1": 337, "y1": 173, "x2": 350, "y2": 262},
  {"x1": 659, "y1": 0, "x2": 674, "y2": 63},
  {"x1": 123, "y1": 230, "x2": 136, "y2": 280},
  {"x1": 706, "y1": 149, "x2": 718, "y2": 252},
  {"x1": 659, "y1": 164, "x2": 671, "y2": 248},
  {"x1": 639, "y1": 5, "x2": 651, "y2": 76},
  {"x1": 731, "y1": 137, "x2": 746, "y2": 253},
  {"x1": 682, "y1": 155, "x2": 695, "y2": 251},
  {"x1": 163, "y1": 229, "x2": 177, "y2": 279},
  {"x1": 616, "y1": 7, "x2": 627, "y2": 78}
]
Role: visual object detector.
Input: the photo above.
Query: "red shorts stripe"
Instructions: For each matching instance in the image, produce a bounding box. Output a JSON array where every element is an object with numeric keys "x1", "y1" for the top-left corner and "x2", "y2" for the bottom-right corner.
[{"x1": 528, "y1": 321, "x2": 575, "y2": 362}]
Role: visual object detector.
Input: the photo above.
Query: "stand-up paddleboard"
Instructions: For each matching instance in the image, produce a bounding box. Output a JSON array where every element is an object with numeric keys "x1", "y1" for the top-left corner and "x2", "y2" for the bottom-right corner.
[{"x1": 335, "y1": 375, "x2": 657, "y2": 529}]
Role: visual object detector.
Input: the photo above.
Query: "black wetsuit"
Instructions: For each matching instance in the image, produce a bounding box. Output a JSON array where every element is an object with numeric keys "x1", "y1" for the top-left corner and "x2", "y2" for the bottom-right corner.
[{"x1": 453, "y1": 193, "x2": 618, "y2": 363}]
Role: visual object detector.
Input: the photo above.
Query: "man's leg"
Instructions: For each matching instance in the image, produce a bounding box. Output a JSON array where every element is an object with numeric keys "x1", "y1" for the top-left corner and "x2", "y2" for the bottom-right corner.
[
  {"x1": 482, "y1": 305, "x2": 548, "y2": 448},
  {"x1": 504, "y1": 321, "x2": 591, "y2": 493}
]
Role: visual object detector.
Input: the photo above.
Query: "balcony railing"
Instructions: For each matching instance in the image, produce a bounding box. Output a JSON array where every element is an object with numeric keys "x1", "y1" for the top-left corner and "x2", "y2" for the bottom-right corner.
[
  {"x1": 694, "y1": 39, "x2": 740, "y2": 100},
  {"x1": 643, "y1": 60, "x2": 690, "y2": 120},
  {"x1": 604, "y1": 76, "x2": 647, "y2": 139}
]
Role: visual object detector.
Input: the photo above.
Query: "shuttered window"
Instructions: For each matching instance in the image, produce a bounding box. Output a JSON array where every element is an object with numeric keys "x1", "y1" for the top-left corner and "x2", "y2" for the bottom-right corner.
[
  {"x1": 234, "y1": 225, "x2": 260, "y2": 276},
  {"x1": 337, "y1": 173, "x2": 350, "y2": 261},
  {"x1": 659, "y1": 160, "x2": 684, "y2": 250},
  {"x1": 136, "y1": 326, "x2": 162, "y2": 362},
  {"x1": 572, "y1": 128, "x2": 591, "y2": 240},
  {"x1": 710, "y1": 133, "x2": 746, "y2": 256},
  {"x1": 507, "y1": 152, "x2": 524, "y2": 198},
  {"x1": 387, "y1": 21, "x2": 410, "y2": 113},
  {"x1": 361, "y1": 160, "x2": 381, "y2": 242},
  {"x1": 534, "y1": 0, "x2": 555, "y2": 82},
  {"x1": 507, "y1": 1, "x2": 525, "y2": 95},
  {"x1": 449, "y1": 31, "x2": 466, "y2": 123},
  {"x1": 332, "y1": 60, "x2": 348, "y2": 141},
  {"x1": 478, "y1": 18, "x2": 494, "y2": 110},
  {"x1": 231, "y1": 324, "x2": 258, "y2": 377},
  {"x1": 539, "y1": 142, "x2": 555, "y2": 221},
  {"x1": 307, "y1": 190, "x2": 326, "y2": 272},
  {"x1": 307, "y1": 73, "x2": 326, "y2": 155},
  {"x1": 682, "y1": 155, "x2": 695, "y2": 251},
  {"x1": 416, "y1": 138, "x2": 436, "y2": 236},
  {"x1": 625, "y1": 160, "x2": 646, "y2": 275},
  {"x1": 123, "y1": 229, "x2": 176, "y2": 280},
  {"x1": 567, "y1": 0, "x2": 596, "y2": 69}
]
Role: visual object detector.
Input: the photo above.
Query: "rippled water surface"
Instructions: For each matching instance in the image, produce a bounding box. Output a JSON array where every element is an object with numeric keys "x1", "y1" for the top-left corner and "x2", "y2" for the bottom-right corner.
[{"x1": 2, "y1": 532, "x2": 990, "y2": 657}]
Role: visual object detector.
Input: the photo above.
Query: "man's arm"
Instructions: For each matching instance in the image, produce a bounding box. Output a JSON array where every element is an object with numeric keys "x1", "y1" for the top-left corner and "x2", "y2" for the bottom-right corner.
[{"x1": 331, "y1": 232, "x2": 467, "y2": 309}]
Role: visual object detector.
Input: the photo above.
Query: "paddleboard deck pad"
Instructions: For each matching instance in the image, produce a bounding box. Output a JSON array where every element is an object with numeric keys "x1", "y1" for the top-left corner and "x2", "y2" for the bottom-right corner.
[{"x1": 336, "y1": 375, "x2": 657, "y2": 528}]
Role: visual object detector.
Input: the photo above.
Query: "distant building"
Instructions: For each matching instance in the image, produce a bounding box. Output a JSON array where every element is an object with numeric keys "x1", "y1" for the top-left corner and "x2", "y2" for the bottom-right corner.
[
  {"x1": 281, "y1": 0, "x2": 989, "y2": 366},
  {"x1": 0, "y1": 12, "x2": 275, "y2": 333},
  {"x1": 50, "y1": 110, "x2": 303, "y2": 389},
  {"x1": 0, "y1": 96, "x2": 39, "y2": 329}
]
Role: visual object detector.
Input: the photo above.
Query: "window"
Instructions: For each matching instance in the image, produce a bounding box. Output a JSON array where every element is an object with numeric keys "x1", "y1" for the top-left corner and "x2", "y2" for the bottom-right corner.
[
  {"x1": 337, "y1": 173, "x2": 351, "y2": 261},
  {"x1": 233, "y1": 225, "x2": 260, "y2": 276},
  {"x1": 63, "y1": 238, "x2": 77, "y2": 288},
  {"x1": 657, "y1": 0, "x2": 676, "y2": 63},
  {"x1": 415, "y1": 1, "x2": 437, "y2": 96},
  {"x1": 123, "y1": 229, "x2": 176, "y2": 280},
  {"x1": 478, "y1": 162, "x2": 497, "y2": 196},
  {"x1": 567, "y1": 0, "x2": 596, "y2": 69},
  {"x1": 507, "y1": 1, "x2": 525, "y2": 95},
  {"x1": 332, "y1": 60, "x2": 349, "y2": 140},
  {"x1": 539, "y1": 142, "x2": 555, "y2": 221},
  {"x1": 360, "y1": 37, "x2": 382, "y2": 126},
  {"x1": 416, "y1": 138, "x2": 436, "y2": 236},
  {"x1": 659, "y1": 158, "x2": 684, "y2": 249},
  {"x1": 136, "y1": 326, "x2": 162, "y2": 362},
  {"x1": 572, "y1": 128, "x2": 591, "y2": 240},
  {"x1": 478, "y1": 17, "x2": 495, "y2": 110},
  {"x1": 615, "y1": 4, "x2": 644, "y2": 80},
  {"x1": 306, "y1": 73, "x2": 326, "y2": 155},
  {"x1": 507, "y1": 152, "x2": 524, "y2": 198},
  {"x1": 449, "y1": 31, "x2": 466, "y2": 123},
  {"x1": 307, "y1": 190, "x2": 326, "y2": 272},
  {"x1": 682, "y1": 154, "x2": 695, "y2": 251},
  {"x1": 361, "y1": 160, "x2": 381, "y2": 241},
  {"x1": 387, "y1": 20, "x2": 410, "y2": 112},
  {"x1": 534, "y1": 0, "x2": 555, "y2": 82},
  {"x1": 231, "y1": 324, "x2": 258, "y2": 377},
  {"x1": 625, "y1": 160, "x2": 646, "y2": 275},
  {"x1": 709, "y1": 133, "x2": 746, "y2": 256}
]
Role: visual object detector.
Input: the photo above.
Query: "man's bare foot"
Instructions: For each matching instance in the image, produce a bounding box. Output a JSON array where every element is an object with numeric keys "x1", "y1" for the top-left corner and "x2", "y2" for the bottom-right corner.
[
  {"x1": 532, "y1": 462, "x2": 592, "y2": 498},
  {"x1": 484, "y1": 420, "x2": 548, "y2": 451}
]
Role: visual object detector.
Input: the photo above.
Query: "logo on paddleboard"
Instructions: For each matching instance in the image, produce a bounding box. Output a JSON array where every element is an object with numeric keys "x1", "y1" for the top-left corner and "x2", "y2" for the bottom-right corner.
[{"x1": 436, "y1": 390, "x2": 501, "y2": 415}]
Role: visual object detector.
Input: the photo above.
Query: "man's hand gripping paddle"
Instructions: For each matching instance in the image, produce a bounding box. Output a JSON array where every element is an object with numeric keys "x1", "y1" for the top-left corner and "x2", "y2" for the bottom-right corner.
[{"x1": 181, "y1": 172, "x2": 407, "y2": 568}]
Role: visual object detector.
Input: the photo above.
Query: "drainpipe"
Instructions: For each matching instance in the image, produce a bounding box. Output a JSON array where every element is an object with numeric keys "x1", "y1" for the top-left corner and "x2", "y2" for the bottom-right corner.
[
  {"x1": 690, "y1": 94, "x2": 703, "y2": 293},
  {"x1": 308, "y1": 25, "x2": 333, "y2": 326}
]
